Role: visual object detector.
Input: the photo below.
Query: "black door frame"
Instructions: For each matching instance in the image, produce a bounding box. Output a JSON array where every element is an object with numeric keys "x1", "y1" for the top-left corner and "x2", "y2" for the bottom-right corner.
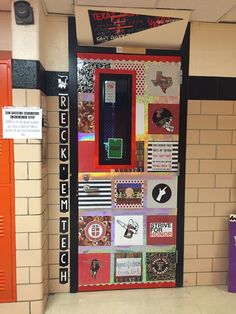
[{"x1": 68, "y1": 16, "x2": 190, "y2": 292}]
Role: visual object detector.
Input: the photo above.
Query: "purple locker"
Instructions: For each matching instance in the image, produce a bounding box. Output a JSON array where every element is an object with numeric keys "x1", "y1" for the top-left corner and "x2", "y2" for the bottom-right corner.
[{"x1": 228, "y1": 214, "x2": 236, "y2": 292}]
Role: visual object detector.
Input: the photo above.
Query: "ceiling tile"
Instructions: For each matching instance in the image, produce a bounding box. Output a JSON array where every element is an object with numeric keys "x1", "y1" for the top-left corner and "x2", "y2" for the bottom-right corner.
[
  {"x1": 156, "y1": 0, "x2": 236, "y2": 22},
  {"x1": 220, "y1": 4, "x2": 236, "y2": 22},
  {"x1": 43, "y1": 0, "x2": 74, "y2": 15},
  {"x1": 0, "y1": 0, "x2": 11, "y2": 11},
  {"x1": 75, "y1": 0, "x2": 157, "y2": 9}
]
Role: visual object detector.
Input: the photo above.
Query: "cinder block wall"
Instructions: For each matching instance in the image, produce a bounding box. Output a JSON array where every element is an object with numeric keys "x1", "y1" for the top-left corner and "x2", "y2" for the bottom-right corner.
[
  {"x1": 10, "y1": 88, "x2": 48, "y2": 314},
  {"x1": 184, "y1": 100, "x2": 236, "y2": 286}
]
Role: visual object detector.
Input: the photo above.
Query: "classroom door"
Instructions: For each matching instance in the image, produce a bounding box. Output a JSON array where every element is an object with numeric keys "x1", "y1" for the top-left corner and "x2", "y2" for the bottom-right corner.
[
  {"x1": 0, "y1": 60, "x2": 16, "y2": 302},
  {"x1": 77, "y1": 52, "x2": 181, "y2": 291}
]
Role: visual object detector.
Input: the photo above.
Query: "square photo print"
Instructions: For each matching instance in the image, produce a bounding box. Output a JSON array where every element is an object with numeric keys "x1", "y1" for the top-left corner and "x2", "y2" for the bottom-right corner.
[
  {"x1": 114, "y1": 252, "x2": 142, "y2": 283},
  {"x1": 79, "y1": 253, "x2": 111, "y2": 285},
  {"x1": 115, "y1": 180, "x2": 144, "y2": 208},
  {"x1": 146, "y1": 251, "x2": 176, "y2": 282},
  {"x1": 79, "y1": 216, "x2": 111, "y2": 246}
]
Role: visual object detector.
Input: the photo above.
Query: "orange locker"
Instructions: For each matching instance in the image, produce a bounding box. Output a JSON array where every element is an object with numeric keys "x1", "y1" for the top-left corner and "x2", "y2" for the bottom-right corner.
[{"x1": 0, "y1": 60, "x2": 16, "y2": 302}]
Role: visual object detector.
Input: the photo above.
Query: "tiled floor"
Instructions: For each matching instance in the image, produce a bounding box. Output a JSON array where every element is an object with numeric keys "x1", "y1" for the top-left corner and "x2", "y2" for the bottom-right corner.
[{"x1": 45, "y1": 285, "x2": 236, "y2": 314}]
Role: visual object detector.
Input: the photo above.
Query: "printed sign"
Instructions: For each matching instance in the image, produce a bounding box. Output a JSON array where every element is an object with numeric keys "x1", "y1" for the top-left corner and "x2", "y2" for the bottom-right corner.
[
  {"x1": 88, "y1": 10, "x2": 182, "y2": 45},
  {"x1": 2, "y1": 107, "x2": 42, "y2": 139},
  {"x1": 105, "y1": 80, "x2": 116, "y2": 103},
  {"x1": 148, "y1": 142, "x2": 178, "y2": 172},
  {"x1": 115, "y1": 180, "x2": 144, "y2": 208},
  {"x1": 114, "y1": 252, "x2": 142, "y2": 283},
  {"x1": 147, "y1": 216, "x2": 176, "y2": 245}
]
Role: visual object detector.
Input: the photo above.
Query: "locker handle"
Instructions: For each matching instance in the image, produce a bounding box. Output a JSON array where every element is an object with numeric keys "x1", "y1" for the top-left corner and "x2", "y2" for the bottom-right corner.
[{"x1": 83, "y1": 184, "x2": 99, "y2": 193}]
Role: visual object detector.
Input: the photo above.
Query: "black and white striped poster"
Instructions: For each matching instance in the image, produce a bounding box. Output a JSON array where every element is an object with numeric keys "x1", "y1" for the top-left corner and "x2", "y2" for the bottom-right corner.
[
  {"x1": 78, "y1": 180, "x2": 112, "y2": 208},
  {"x1": 147, "y1": 142, "x2": 178, "y2": 172}
]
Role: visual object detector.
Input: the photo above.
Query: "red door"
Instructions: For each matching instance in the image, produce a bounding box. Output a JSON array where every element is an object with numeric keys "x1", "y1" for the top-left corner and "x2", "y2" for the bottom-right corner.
[{"x1": 0, "y1": 59, "x2": 16, "y2": 302}]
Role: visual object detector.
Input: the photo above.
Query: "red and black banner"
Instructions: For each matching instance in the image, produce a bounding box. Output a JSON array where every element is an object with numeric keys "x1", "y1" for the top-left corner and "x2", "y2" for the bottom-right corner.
[{"x1": 88, "y1": 10, "x2": 182, "y2": 45}]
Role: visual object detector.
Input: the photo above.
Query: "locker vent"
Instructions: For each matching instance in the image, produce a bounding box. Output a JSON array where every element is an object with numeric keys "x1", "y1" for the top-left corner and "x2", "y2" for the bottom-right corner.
[
  {"x1": 0, "y1": 216, "x2": 3, "y2": 237},
  {"x1": 0, "y1": 269, "x2": 6, "y2": 291}
]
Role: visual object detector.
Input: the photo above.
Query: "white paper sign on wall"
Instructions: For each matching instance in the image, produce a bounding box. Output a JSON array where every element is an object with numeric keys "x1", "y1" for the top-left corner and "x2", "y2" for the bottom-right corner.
[{"x1": 2, "y1": 107, "x2": 42, "y2": 139}]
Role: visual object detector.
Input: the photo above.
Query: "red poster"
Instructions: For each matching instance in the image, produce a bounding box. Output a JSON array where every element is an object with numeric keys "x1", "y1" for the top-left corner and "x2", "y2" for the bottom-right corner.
[
  {"x1": 79, "y1": 253, "x2": 111, "y2": 285},
  {"x1": 148, "y1": 103, "x2": 179, "y2": 135},
  {"x1": 147, "y1": 215, "x2": 176, "y2": 245}
]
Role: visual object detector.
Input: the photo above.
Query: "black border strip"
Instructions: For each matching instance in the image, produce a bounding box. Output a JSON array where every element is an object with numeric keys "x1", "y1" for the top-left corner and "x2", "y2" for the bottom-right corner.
[
  {"x1": 176, "y1": 22, "x2": 190, "y2": 287},
  {"x1": 68, "y1": 16, "x2": 78, "y2": 293}
]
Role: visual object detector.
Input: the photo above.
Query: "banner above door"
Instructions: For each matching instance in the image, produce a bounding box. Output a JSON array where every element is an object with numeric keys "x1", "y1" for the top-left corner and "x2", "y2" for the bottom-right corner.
[{"x1": 75, "y1": 6, "x2": 190, "y2": 50}]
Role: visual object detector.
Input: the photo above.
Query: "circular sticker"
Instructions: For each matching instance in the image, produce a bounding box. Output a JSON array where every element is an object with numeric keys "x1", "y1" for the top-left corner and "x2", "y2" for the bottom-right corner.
[
  {"x1": 152, "y1": 183, "x2": 172, "y2": 203},
  {"x1": 84, "y1": 220, "x2": 106, "y2": 242},
  {"x1": 151, "y1": 257, "x2": 169, "y2": 274}
]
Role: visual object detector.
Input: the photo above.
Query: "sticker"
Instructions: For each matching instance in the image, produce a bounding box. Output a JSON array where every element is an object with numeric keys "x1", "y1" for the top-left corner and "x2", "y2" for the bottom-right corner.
[
  {"x1": 147, "y1": 216, "x2": 176, "y2": 245},
  {"x1": 78, "y1": 180, "x2": 111, "y2": 208},
  {"x1": 79, "y1": 253, "x2": 110, "y2": 285},
  {"x1": 105, "y1": 81, "x2": 116, "y2": 103},
  {"x1": 114, "y1": 252, "x2": 142, "y2": 283},
  {"x1": 147, "y1": 62, "x2": 181, "y2": 97},
  {"x1": 58, "y1": 75, "x2": 68, "y2": 92},
  {"x1": 147, "y1": 142, "x2": 178, "y2": 172},
  {"x1": 114, "y1": 215, "x2": 143, "y2": 246},
  {"x1": 79, "y1": 216, "x2": 111, "y2": 246},
  {"x1": 146, "y1": 252, "x2": 176, "y2": 282},
  {"x1": 115, "y1": 180, "x2": 144, "y2": 208},
  {"x1": 147, "y1": 178, "x2": 177, "y2": 209},
  {"x1": 148, "y1": 104, "x2": 179, "y2": 135},
  {"x1": 108, "y1": 138, "x2": 123, "y2": 159}
]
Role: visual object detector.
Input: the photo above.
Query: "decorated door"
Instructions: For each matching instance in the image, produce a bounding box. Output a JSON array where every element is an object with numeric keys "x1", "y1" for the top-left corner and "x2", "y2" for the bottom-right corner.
[
  {"x1": 77, "y1": 53, "x2": 181, "y2": 291},
  {"x1": 0, "y1": 60, "x2": 16, "y2": 302}
]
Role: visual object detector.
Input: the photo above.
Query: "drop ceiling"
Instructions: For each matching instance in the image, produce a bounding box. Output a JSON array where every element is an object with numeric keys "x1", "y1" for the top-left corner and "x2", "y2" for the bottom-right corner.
[
  {"x1": 40, "y1": 0, "x2": 236, "y2": 23},
  {"x1": 2, "y1": 0, "x2": 236, "y2": 23}
]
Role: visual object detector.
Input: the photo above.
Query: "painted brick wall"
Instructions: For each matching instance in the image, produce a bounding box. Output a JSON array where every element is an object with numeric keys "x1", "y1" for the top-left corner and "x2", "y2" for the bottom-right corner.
[{"x1": 184, "y1": 100, "x2": 236, "y2": 286}]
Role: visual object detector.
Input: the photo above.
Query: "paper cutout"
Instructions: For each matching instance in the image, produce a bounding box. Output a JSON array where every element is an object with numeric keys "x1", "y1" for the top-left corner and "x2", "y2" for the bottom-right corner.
[{"x1": 79, "y1": 216, "x2": 111, "y2": 246}]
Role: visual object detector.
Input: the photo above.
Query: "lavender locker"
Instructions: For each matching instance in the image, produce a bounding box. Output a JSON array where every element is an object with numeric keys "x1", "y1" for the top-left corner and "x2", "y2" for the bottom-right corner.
[{"x1": 228, "y1": 214, "x2": 236, "y2": 292}]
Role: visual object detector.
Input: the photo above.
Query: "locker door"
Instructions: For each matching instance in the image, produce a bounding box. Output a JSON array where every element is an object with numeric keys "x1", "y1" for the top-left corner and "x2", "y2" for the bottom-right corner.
[{"x1": 0, "y1": 60, "x2": 16, "y2": 302}]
